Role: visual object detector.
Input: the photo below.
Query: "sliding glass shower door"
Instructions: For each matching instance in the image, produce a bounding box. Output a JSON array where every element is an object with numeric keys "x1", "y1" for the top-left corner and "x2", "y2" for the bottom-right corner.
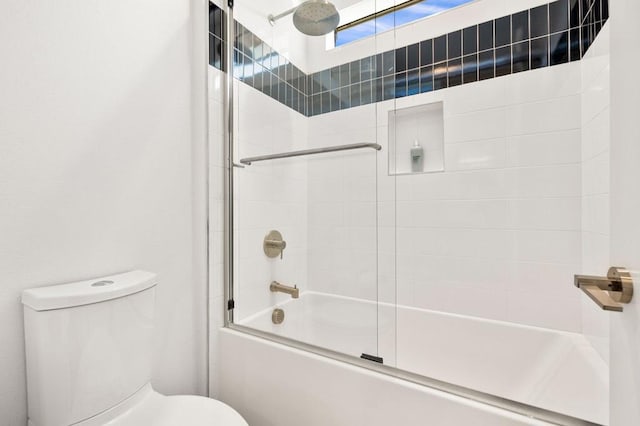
[
  {"x1": 217, "y1": 0, "x2": 612, "y2": 424},
  {"x1": 387, "y1": 0, "x2": 609, "y2": 424},
  {"x1": 227, "y1": 0, "x2": 385, "y2": 362}
]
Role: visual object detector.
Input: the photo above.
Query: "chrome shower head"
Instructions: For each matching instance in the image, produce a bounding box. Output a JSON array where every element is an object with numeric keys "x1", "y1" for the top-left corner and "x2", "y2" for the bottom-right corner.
[
  {"x1": 269, "y1": 0, "x2": 340, "y2": 37},
  {"x1": 293, "y1": 0, "x2": 340, "y2": 36}
]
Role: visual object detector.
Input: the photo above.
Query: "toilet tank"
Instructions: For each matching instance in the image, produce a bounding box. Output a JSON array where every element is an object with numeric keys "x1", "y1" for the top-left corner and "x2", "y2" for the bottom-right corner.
[{"x1": 22, "y1": 270, "x2": 157, "y2": 426}]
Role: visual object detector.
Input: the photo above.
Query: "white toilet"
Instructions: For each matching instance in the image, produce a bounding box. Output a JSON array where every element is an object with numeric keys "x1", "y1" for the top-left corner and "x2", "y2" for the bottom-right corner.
[{"x1": 22, "y1": 270, "x2": 248, "y2": 426}]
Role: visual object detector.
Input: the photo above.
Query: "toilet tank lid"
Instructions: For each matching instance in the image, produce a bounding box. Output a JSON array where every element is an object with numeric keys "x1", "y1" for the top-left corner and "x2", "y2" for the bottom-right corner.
[{"x1": 22, "y1": 270, "x2": 157, "y2": 311}]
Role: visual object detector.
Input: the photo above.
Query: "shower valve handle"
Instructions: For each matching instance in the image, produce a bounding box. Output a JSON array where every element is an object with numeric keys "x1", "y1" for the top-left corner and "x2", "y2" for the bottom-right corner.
[
  {"x1": 265, "y1": 239, "x2": 287, "y2": 258},
  {"x1": 264, "y1": 230, "x2": 286, "y2": 259}
]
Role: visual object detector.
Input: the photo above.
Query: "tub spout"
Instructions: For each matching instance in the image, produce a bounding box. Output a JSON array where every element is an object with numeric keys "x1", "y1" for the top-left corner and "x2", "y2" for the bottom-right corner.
[{"x1": 270, "y1": 281, "x2": 299, "y2": 299}]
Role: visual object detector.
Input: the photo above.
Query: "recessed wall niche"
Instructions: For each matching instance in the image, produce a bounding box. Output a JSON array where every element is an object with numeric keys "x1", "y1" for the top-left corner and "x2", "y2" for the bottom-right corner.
[{"x1": 388, "y1": 102, "x2": 444, "y2": 176}]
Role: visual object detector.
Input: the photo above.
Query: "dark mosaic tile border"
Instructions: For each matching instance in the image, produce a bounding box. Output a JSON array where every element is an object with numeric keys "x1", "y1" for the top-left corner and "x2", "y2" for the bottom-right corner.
[
  {"x1": 209, "y1": 3, "x2": 225, "y2": 71},
  {"x1": 210, "y1": 0, "x2": 608, "y2": 117},
  {"x1": 233, "y1": 21, "x2": 308, "y2": 116},
  {"x1": 209, "y1": 3, "x2": 307, "y2": 115}
]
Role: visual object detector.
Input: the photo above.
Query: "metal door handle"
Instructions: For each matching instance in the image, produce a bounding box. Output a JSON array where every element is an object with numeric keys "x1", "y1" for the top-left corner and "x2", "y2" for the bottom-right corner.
[{"x1": 574, "y1": 266, "x2": 634, "y2": 312}]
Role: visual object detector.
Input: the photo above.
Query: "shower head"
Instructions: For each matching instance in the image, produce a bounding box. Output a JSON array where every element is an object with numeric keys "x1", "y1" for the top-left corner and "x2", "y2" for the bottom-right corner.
[
  {"x1": 268, "y1": 0, "x2": 340, "y2": 37},
  {"x1": 293, "y1": 0, "x2": 340, "y2": 36}
]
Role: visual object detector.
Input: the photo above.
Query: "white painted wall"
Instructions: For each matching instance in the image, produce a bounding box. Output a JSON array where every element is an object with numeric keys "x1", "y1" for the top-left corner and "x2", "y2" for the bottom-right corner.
[
  {"x1": 0, "y1": 1, "x2": 208, "y2": 424},
  {"x1": 580, "y1": 24, "x2": 611, "y2": 364}
]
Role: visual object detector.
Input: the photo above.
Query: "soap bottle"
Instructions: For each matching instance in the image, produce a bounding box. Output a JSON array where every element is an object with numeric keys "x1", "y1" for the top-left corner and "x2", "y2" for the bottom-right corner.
[{"x1": 411, "y1": 140, "x2": 424, "y2": 172}]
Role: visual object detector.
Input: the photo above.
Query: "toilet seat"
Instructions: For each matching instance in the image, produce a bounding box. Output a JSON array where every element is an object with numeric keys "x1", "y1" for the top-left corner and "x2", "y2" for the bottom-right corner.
[{"x1": 75, "y1": 384, "x2": 248, "y2": 426}]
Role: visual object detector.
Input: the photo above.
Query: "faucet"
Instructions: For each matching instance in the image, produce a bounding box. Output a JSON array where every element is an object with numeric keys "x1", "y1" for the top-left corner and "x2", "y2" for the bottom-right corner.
[{"x1": 270, "y1": 281, "x2": 299, "y2": 299}]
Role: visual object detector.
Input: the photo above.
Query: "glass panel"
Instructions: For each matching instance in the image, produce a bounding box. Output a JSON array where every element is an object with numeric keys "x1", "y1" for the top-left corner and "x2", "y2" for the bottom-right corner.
[
  {"x1": 390, "y1": 0, "x2": 609, "y2": 424},
  {"x1": 230, "y1": 0, "x2": 382, "y2": 361},
  {"x1": 219, "y1": 0, "x2": 611, "y2": 423}
]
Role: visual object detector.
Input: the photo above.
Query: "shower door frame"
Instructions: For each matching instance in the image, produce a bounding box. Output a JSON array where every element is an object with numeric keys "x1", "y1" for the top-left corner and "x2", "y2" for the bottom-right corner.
[{"x1": 219, "y1": 2, "x2": 595, "y2": 425}]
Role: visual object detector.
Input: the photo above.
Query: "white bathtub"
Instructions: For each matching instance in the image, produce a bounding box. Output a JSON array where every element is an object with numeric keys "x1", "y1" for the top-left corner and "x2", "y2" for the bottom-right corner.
[{"x1": 238, "y1": 291, "x2": 607, "y2": 425}]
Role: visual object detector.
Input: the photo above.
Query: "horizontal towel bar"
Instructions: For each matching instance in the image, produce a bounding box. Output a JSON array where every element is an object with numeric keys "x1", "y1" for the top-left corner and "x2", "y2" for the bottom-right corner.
[{"x1": 239, "y1": 143, "x2": 382, "y2": 165}]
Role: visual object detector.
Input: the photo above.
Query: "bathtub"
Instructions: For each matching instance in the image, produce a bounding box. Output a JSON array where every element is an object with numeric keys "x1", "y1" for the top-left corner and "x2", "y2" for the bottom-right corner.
[{"x1": 234, "y1": 291, "x2": 607, "y2": 425}]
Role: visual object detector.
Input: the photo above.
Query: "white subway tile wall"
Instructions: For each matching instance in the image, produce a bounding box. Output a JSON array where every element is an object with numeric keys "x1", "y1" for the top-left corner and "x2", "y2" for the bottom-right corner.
[
  {"x1": 232, "y1": 79, "x2": 310, "y2": 322},
  {"x1": 209, "y1": 0, "x2": 612, "y2": 354},
  {"x1": 305, "y1": 61, "x2": 584, "y2": 333}
]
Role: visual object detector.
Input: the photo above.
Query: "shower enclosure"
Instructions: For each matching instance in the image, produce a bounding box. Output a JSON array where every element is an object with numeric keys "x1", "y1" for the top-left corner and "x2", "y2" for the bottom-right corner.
[{"x1": 212, "y1": 0, "x2": 617, "y2": 424}]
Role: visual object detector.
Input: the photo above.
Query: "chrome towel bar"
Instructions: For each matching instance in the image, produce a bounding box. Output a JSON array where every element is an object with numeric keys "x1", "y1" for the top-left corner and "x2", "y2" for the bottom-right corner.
[{"x1": 239, "y1": 142, "x2": 382, "y2": 165}]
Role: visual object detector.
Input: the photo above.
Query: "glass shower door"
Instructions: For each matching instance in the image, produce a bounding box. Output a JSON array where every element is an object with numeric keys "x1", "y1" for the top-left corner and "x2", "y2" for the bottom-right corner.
[
  {"x1": 228, "y1": 0, "x2": 383, "y2": 363},
  {"x1": 218, "y1": 0, "x2": 622, "y2": 423},
  {"x1": 388, "y1": 0, "x2": 610, "y2": 424}
]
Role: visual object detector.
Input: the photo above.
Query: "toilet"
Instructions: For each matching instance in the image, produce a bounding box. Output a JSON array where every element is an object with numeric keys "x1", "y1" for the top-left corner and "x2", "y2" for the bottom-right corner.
[{"x1": 21, "y1": 270, "x2": 248, "y2": 426}]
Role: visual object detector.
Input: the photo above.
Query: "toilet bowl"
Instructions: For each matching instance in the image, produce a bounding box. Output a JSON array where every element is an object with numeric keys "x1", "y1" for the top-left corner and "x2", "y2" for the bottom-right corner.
[
  {"x1": 75, "y1": 384, "x2": 247, "y2": 426},
  {"x1": 22, "y1": 270, "x2": 247, "y2": 426}
]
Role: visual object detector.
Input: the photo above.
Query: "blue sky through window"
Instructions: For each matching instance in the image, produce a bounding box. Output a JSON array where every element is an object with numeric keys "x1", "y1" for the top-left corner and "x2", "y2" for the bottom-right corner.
[{"x1": 336, "y1": 0, "x2": 474, "y2": 47}]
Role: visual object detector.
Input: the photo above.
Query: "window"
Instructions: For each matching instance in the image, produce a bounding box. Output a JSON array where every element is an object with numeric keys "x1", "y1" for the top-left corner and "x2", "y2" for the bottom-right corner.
[{"x1": 335, "y1": 0, "x2": 476, "y2": 47}]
